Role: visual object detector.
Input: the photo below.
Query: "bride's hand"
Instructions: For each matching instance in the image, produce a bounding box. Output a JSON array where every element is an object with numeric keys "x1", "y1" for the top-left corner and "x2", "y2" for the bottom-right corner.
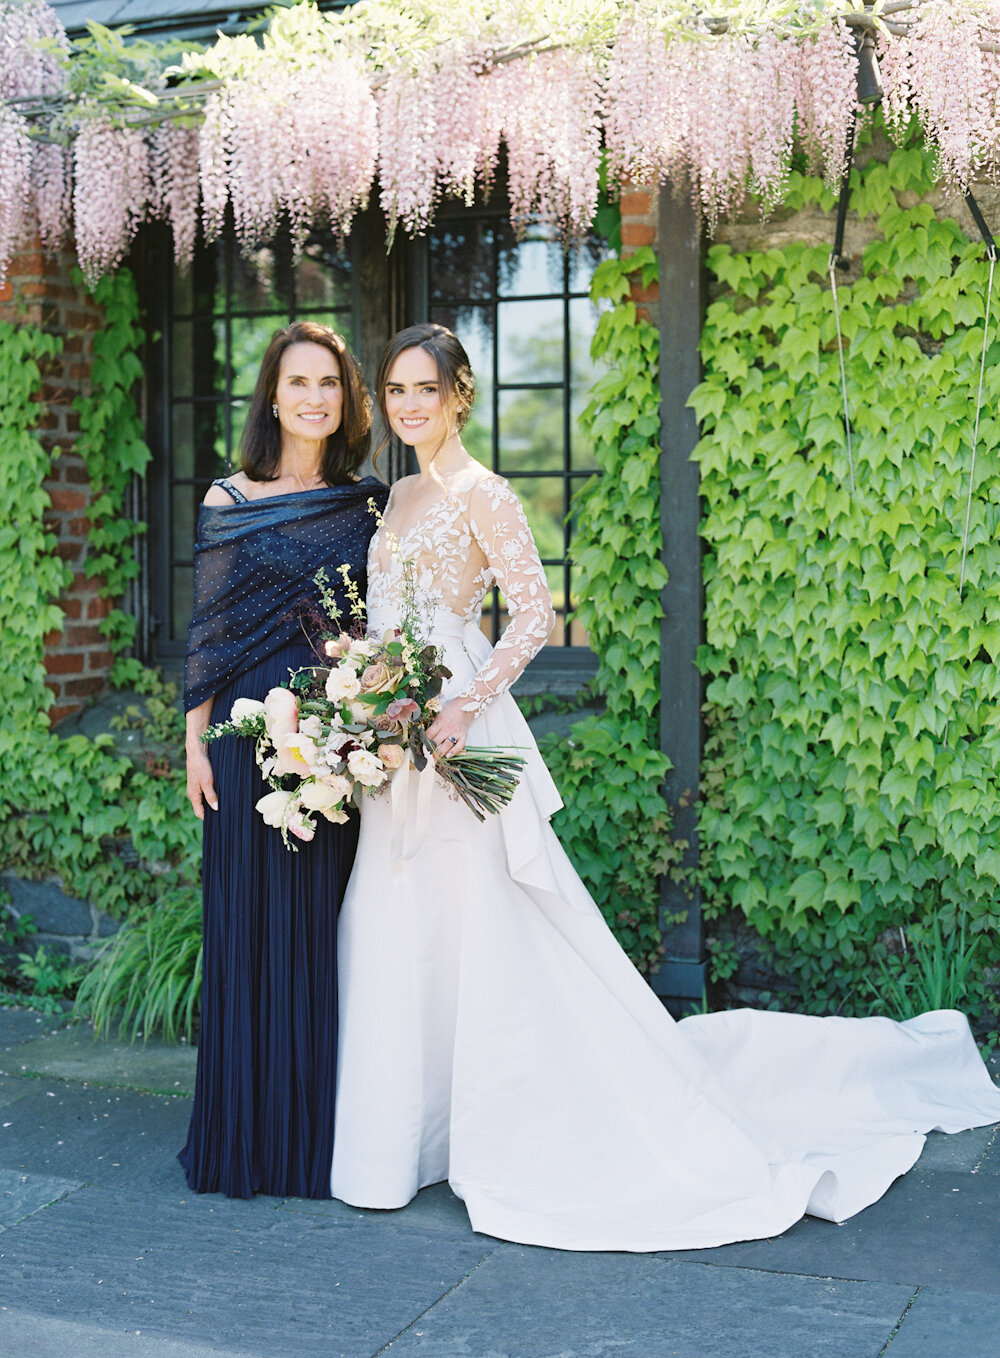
[{"x1": 425, "y1": 699, "x2": 473, "y2": 759}]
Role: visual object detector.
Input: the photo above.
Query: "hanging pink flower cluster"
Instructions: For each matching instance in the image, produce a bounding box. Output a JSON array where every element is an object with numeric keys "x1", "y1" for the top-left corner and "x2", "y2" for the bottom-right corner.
[
  {"x1": 72, "y1": 120, "x2": 150, "y2": 286},
  {"x1": 200, "y1": 54, "x2": 377, "y2": 253},
  {"x1": 1, "y1": 0, "x2": 69, "y2": 270},
  {"x1": 0, "y1": 104, "x2": 32, "y2": 285},
  {"x1": 0, "y1": 0, "x2": 65, "y2": 101},
  {"x1": 497, "y1": 48, "x2": 602, "y2": 238},
  {"x1": 790, "y1": 19, "x2": 859, "y2": 189},
  {"x1": 149, "y1": 122, "x2": 201, "y2": 266},
  {"x1": 603, "y1": 13, "x2": 854, "y2": 226},
  {"x1": 377, "y1": 42, "x2": 600, "y2": 241},
  {"x1": 882, "y1": 3, "x2": 1000, "y2": 188}
]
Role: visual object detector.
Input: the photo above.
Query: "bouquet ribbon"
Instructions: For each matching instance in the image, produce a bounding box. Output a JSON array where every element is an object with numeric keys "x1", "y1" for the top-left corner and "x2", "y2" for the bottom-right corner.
[{"x1": 390, "y1": 745, "x2": 436, "y2": 861}]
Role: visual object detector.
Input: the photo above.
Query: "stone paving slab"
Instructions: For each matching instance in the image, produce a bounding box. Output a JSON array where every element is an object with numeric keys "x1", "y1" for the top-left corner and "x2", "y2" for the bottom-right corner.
[
  {"x1": 0, "y1": 1008, "x2": 55, "y2": 1048},
  {"x1": 661, "y1": 1167, "x2": 1000, "y2": 1294},
  {"x1": 0, "y1": 1073, "x2": 35, "y2": 1110},
  {"x1": 891, "y1": 1287, "x2": 1000, "y2": 1358},
  {"x1": 0, "y1": 1023, "x2": 197, "y2": 1096},
  {"x1": 0, "y1": 1167, "x2": 82, "y2": 1231},
  {"x1": 282, "y1": 1180, "x2": 474, "y2": 1239},
  {"x1": 0, "y1": 1185, "x2": 496, "y2": 1358},
  {"x1": 0, "y1": 1307, "x2": 257, "y2": 1358},
  {"x1": 914, "y1": 1124, "x2": 998, "y2": 1173},
  {"x1": 974, "y1": 1125, "x2": 1000, "y2": 1175},
  {"x1": 0, "y1": 1080, "x2": 193, "y2": 1191},
  {"x1": 382, "y1": 1247, "x2": 914, "y2": 1358}
]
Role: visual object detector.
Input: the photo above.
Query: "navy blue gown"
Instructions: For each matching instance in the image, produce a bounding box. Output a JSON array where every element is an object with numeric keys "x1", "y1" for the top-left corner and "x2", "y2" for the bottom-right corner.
[{"x1": 178, "y1": 478, "x2": 388, "y2": 1199}]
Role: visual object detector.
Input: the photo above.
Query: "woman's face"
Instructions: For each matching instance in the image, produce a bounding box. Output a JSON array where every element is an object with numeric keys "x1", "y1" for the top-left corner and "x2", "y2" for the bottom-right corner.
[
  {"x1": 273, "y1": 342, "x2": 343, "y2": 442},
  {"x1": 383, "y1": 346, "x2": 454, "y2": 450}
]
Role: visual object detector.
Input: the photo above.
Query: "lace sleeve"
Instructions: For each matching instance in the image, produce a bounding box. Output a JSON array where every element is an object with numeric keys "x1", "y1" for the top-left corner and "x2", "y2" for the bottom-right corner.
[{"x1": 456, "y1": 478, "x2": 555, "y2": 716}]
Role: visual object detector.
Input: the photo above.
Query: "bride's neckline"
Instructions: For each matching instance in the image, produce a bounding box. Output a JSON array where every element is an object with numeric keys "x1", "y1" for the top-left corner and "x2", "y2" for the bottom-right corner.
[{"x1": 380, "y1": 469, "x2": 500, "y2": 548}]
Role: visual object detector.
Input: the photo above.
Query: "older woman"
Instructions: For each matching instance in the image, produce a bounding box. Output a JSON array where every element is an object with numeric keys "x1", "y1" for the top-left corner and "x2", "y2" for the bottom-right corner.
[{"x1": 179, "y1": 321, "x2": 387, "y2": 1199}]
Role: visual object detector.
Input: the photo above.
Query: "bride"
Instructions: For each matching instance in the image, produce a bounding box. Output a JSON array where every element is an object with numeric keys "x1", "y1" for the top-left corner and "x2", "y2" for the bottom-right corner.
[{"x1": 330, "y1": 323, "x2": 1000, "y2": 1252}]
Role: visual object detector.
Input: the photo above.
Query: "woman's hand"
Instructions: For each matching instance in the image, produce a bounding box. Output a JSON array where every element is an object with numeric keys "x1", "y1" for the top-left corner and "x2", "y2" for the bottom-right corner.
[
  {"x1": 425, "y1": 698, "x2": 474, "y2": 759},
  {"x1": 186, "y1": 744, "x2": 219, "y2": 820},
  {"x1": 185, "y1": 699, "x2": 218, "y2": 819}
]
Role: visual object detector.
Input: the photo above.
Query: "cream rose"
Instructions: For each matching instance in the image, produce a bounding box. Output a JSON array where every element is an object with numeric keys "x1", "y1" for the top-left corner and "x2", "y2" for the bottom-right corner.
[
  {"x1": 347, "y1": 748, "x2": 387, "y2": 787},
  {"x1": 325, "y1": 665, "x2": 361, "y2": 703},
  {"x1": 319, "y1": 806, "x2": 350, "y2": 824}
]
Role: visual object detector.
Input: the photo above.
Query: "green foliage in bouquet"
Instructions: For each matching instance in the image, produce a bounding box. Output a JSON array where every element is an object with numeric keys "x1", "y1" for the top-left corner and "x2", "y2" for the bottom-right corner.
[
  {"x1": 694, "y1": 122, "x2": 1000, "y2": 1020},
  {"x1": 541, "y1": 249, "x2": 686, "y2": 973}
]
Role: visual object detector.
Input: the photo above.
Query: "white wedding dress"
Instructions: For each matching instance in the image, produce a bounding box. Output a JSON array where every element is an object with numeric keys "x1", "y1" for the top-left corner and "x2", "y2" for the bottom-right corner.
[{"x1": 330, "y1": 469, "x2": 1000, "y2": 1252}]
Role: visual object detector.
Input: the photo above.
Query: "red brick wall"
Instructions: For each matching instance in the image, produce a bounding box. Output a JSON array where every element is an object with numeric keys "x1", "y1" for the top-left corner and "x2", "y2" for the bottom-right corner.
[
  {"x1": 0, "y1": 239, "x2": 112, "y2": 725},
  {"x1": 619, "y1": 183, "x2": 660, "y2": 326}
]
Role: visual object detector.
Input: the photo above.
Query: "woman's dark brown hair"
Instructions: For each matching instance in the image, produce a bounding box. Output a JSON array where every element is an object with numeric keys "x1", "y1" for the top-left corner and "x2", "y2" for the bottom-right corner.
[
  {"x1": 373, "y1": 323, "x2": 476, "y2": 463},
  {"x1": 240, "y1": 321, "x2": 372, "y2": 483}
]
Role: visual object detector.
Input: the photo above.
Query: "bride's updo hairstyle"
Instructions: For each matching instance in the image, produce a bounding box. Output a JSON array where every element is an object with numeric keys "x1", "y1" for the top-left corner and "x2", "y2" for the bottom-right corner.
[
  {"x1": 241, "y1": 320, "x2": 372, "y2": 484},
  {"x1": 374, "y1": 323, "x2": 476, "y2": 462}
]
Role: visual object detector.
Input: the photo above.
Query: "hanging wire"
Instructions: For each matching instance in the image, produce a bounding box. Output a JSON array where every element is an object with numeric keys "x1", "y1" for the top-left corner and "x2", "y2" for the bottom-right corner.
[
  {"x1": 828, "y1": 257, "x2": 856, "y2": 497},
  {"x1": 828, "y1": 115, "x2": 858, "y2": 498},
  {"x1": 958, "y1": 234, "x2": 998, "y2": 597}
]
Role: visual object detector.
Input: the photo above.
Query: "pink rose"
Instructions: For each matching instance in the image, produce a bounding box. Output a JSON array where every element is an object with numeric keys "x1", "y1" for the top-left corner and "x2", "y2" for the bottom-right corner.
[{"x1": 377, "y1": 742, "x2": 405, "y2": 770}]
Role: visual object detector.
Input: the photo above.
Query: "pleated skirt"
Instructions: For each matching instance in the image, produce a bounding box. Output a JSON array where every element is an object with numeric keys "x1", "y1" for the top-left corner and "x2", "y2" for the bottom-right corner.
[{"x1": 179, "y1": 641, "x2": 358, "y2": 1199}]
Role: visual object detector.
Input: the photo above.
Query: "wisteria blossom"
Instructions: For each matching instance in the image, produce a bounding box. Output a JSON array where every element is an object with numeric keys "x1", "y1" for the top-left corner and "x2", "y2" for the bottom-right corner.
[
  {"x1": 0, "y1": 105, "x2": 32, "y2": 285},
  {"x1": 0, "y1": 0, "x2": 65, "y2": 101},
  {"x1": 905, "y1": 2, "x2": 1000, "y2": 189},
  {"x1": 791, "y1": 20, "x2": 859, "y2": 190},
  {"x1": 498, "y1": 48, "x2": 602, "y2": 238},
  {"x1": 5, "y1": 0, "x2": 1000, "y2": 285},
  {"x1": 72, "y1": 119, "x2": 150, "y2": 286},
  {"x1": 603, "y1": 20, "x2": 798, "y2": 226},
  {"x1": 149, "y1": 122, "x2": 201, "y2": 266},
  {"x1": 30, "y1": 140, "x2": 70, "y2": 249}
]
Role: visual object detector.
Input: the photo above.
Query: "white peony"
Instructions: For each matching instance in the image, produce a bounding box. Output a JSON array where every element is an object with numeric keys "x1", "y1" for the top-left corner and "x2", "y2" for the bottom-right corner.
[
  {"x1": 231, "y1": 697, "x2": 266, "y2": 723},
  {"x1": 300, "y1": 778, "x2": 349, "y2": 811},
  {"x1": 326, "y1": 665, "x2": 361, "y2": 703},
  {"x1": 255, "y1": 789, "x2": 297, "y2": 827},
  {"x1": 347, "y1": 748, "x2": 386, "y2": 787},
  {"x1": 348, "y1": 637, "x2": 377, "y2": 661}
]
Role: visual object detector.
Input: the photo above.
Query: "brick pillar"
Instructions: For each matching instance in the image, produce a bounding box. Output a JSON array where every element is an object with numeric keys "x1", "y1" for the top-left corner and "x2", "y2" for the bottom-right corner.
[
  {"x1": 0, "y1": 240, "x2": 113, "y2": 725},
  {"x1": 619, "y1": 183, "x2": 661, "y2": 326}
]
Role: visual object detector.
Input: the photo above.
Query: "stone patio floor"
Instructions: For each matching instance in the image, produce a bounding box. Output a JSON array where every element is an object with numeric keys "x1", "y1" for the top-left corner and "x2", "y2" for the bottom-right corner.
[{"x1": 0, "y1": 1007, "x2": 996, "y2": 1358}]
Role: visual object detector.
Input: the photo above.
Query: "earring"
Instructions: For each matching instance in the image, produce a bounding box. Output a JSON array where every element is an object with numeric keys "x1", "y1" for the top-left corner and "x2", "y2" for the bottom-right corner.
[{"x1": 272, "y1": 403, "x2": 278, "y2": 419}]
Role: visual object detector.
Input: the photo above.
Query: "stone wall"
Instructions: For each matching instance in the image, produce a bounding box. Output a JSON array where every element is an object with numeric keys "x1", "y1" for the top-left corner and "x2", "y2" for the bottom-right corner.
[
  {"x1": 1, "y1": 871, "x2": 119, "y2": 962},
  {"x1": 0, "y1": 238, "x2": 113, "y2": 725}
]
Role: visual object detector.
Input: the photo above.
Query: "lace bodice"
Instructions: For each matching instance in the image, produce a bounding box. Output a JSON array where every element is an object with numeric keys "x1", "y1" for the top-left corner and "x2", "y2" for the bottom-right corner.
[{"x1": 367, "y1": 472, "x2": 555, "y2": 716}]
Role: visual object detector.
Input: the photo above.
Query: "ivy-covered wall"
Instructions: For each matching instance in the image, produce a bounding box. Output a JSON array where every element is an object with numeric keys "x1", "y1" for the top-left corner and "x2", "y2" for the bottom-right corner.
[
  {"x1": 693, "y1": 127, "x2": 1000, "y2": 1017},
  {"x1": 0, "y1": 276, "x2": 200, "y2": 975}
]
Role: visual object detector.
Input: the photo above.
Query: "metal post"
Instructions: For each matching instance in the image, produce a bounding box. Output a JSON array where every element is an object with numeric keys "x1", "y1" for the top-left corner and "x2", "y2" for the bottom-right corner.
[{"x1": 647, "y1": 184, "x2": 707, "y2": 1014}]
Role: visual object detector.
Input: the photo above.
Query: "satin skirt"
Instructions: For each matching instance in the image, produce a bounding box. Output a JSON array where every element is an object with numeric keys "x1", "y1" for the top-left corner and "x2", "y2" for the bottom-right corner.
[
  {"x1": 331, "y1": 612, "x2": 1000, "y2": 1250},
  {"x1": 179, "y1": 642, "x2": 358, "y2": 1199}
]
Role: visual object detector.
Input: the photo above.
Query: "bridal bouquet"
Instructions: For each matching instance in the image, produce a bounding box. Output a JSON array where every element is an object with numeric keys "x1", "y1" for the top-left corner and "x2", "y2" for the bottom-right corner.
[{"x1": 203, "y1": 563, "x2": 526, "y2": 847}]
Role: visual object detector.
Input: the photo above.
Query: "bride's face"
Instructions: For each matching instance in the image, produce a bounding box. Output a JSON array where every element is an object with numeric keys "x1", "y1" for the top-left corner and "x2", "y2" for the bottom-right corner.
[{"x1": 383, "y1": 347, "x2": 455, "y2": 450}]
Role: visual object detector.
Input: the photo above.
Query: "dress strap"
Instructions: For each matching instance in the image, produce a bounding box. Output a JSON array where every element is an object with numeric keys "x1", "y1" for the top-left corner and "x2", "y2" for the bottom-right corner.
[{"x1": 211, "y1": 477, "x2": 249, "y2": 504}]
